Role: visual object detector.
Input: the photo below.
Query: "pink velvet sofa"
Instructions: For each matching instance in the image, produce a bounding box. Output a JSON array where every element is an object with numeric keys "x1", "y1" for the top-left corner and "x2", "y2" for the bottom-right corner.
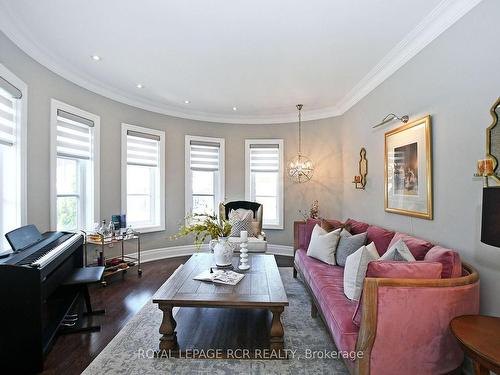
[{"x1": 293, "y1": 219, "x2": 480, "y2": 375}]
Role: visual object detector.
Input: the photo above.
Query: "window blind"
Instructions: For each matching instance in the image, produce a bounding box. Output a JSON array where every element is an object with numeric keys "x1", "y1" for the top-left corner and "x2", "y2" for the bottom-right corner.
[
  {"x1": 126, "y1": 130, "x2": 160, "y2": 167},
  {"x1": 56, "y1": 109, "x2": 93, "y2": 159},
  {"x1": 190, "y1": 140, "x2": 220, "y2": 171},
  {"x1": 250, "y1": 144, "x2": 280, "y2": 172},
  {"x1": 0, "y1": 86, "x2": 17, "y2": 147}
]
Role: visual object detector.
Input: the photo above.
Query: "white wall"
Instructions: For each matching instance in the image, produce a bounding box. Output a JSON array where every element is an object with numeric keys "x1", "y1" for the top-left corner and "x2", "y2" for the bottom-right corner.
[{"x1": 340, "y1": 0, "x2": 500, "y2": 315}]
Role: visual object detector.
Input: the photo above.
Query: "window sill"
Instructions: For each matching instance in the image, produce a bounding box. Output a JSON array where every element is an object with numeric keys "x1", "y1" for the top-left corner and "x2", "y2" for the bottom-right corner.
[
  {"x1": 263, "y1": 224, "x2": 284, "y2": 230},
  {"x1": 130, "y1": 225, "x2": 165, "y2": 234}
]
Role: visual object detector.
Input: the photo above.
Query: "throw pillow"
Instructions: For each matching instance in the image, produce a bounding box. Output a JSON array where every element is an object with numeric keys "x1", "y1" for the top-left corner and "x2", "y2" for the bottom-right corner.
[
  {"x1": 379, "y1": 239, "x2": 416, "y2": 262},
  {"x1": 352, "y1": 261, "x2": 443, "y2": 326},
  {"x1": 228, "y1": 209, "x2": 254, "y2": 237},
  {"x1": 343, "y1": 244, "x2": 380, "y2": 301},
  {"x1": 344, "y1": 218, "x2": 370, "y2": 234},
  {"x1": 306, "y1": 225, "x2": 341, "y2": 265},
  {"x1": 320, "y1": 219, "x2": 352, "y2": 234},
  {"x1": 366, "y1": 225, "x2": 395, "y2": 256},
  {"x1": 388, "y1": 232, "x2": 433, "y2": 260},
  {"x1": 424, "y1": 246, "x2": 462, "y2": 278},
  {"x1": 335, "y1": 231, "x2": 368, "y2": 267}
]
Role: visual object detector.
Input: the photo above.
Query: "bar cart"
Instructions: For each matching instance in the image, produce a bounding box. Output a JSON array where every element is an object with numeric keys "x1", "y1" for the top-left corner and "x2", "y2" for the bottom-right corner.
[{"x1": 83, "y1": 231, "x2": 142, "y2": 285}]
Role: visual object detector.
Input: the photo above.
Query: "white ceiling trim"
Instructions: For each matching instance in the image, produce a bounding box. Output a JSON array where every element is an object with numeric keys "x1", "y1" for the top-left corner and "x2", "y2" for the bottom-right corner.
[
  {"x1": 333, "y1": 0, "x2": 484, "y2": 115},
  {"x1": 0, "y1": 0, "x2": 483, "y2": 124}
]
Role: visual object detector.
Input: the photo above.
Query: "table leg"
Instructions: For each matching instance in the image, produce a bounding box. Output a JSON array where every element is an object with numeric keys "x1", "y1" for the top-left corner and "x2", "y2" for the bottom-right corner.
[
  {"x1": 473, "y1": 361, "x2": 489, "y2": 375},
  {"x1": 270, "y1": 306, "x2": 285, "y2": 355},
  {"x1": 158, "y1": 304, "x2": 177, "y2": 352}
]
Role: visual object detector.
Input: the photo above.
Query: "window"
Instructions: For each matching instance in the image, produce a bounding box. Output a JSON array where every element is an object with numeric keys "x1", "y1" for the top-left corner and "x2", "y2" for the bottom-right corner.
[
  {"x1": 245, "y1": 139, "x2": 284, "y2": 229},
  {"x1": 50, "y1": 100, "x2": 99, "y2": 231},
  {"x1": 185, "y1": 136, "x2": 225, "y2": 217},
  {"x1": 0, "y1": 65, "x2": 27, "y2": 251},
  {"x1": 121, "y1": 124, "x2": 165, "y2": 232}
]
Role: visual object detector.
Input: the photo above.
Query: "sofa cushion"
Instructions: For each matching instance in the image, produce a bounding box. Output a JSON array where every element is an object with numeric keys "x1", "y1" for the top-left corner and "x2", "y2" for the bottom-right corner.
[
  {"x1": 307, "y1": 225, "x2": 341, "y2": 265},
  {"x1": 424, "y1": 246, "x2": 462, "y2": 278},
  {"x1": 318, "y1": 285, "x2": 359, "y2": 359},
  {"x1": 344, "y1": 218, "x2": 370, "y2": 234},
  {"x1": 352, "y1": 261, "x2": 443, "y2": 326},
  {"x1": 294, "y1": 248, "x2": 359, "y2": 358},
  {"x1": 321, "y1": 219, "x2": 351, "y2": 233},
  {"x1": 336, "y1": 231, "x2": 368, "y2": 267},
  {"x1": 388, "y1": 232, "x2": 433, "y2": 260},
  {"x1": 343, "y1": 243, "x2": 380, "y2": 301},
  {"x1": 366, "y1": 225, "x2": 395, "y2": 255},
  {"x1": 379, "y1": 239, "x2": 416, "y2": 262}
]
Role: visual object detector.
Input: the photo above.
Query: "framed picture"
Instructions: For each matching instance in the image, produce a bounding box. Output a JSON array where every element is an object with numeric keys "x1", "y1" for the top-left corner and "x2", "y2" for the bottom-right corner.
[{"x1": 384, "y1": 115, "x2": 433, "y2": 219}]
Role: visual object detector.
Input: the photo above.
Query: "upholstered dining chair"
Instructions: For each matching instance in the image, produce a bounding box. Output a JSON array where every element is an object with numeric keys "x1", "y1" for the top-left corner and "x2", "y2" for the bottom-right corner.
[{"x1": 219, "y1": 201, "x2": 267, "y2": 253}]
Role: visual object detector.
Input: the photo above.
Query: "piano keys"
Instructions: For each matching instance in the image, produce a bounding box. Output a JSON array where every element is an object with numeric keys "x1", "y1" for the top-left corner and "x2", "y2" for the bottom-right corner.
[{"x1": 0, "y1": 225, "x2": 84, "y2": 373}]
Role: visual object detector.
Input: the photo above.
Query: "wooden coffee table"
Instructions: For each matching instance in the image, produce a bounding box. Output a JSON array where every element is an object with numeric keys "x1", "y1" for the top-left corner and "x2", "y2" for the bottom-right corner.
[{"x1": 152, "y1": 253, "x2": 289, "y2": 357}]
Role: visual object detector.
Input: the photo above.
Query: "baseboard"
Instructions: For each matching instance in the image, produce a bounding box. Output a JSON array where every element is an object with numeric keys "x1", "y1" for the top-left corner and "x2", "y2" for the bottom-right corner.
[{"x1": 128, "y1": 243, "x2": 293, "y2": 264}]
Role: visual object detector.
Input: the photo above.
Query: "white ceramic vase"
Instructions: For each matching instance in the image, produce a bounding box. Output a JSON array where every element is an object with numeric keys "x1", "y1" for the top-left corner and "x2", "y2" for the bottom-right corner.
[{"x1": 212, "y1": 237, "x2": 233, "y2": 267}]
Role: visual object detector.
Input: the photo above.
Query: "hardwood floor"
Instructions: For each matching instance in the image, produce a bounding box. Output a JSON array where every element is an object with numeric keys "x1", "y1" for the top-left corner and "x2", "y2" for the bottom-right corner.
[{"x1": 41, "y1": 254, "x2": 293, "y2": 375}]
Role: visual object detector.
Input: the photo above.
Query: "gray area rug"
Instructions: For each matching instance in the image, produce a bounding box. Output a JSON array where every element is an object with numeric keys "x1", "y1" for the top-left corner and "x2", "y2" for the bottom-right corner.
[{"x1": 83, "y1": 267, "x2": 349, "y2": 374}]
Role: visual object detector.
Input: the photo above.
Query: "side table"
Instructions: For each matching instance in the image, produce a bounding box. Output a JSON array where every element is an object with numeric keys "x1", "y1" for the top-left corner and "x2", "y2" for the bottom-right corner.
[{"x1": 450, "y1": 315, "x2": 500, "y2": 375}]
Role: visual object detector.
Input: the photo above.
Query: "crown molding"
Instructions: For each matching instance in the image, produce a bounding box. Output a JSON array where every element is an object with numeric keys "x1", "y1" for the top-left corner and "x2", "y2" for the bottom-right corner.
[
  {"x1": 334, "y1": 0, "x2": 484, "y2": 115},
  {"x1": 0, "y1": 0, "x2": 483, "y2": 124}
]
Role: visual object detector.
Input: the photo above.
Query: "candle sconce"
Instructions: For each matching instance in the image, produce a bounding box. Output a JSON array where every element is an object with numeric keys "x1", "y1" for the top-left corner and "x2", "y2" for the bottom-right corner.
[
  {"x1": 352, "y1": 148, "x2": 368, "y2": 190},
  {"x1": 474, "y1": 158, "x2": 498, "y2": 187}
]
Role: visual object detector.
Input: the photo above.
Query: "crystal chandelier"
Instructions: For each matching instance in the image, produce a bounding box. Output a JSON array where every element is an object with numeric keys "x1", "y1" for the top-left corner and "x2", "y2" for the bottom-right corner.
[{"x1": 287, "y1": 104, "x2": 314, "y2": 183}]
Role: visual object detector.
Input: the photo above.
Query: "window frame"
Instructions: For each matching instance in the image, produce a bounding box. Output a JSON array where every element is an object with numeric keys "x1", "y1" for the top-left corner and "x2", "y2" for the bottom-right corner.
[
  {"x1": 121, "y1": 123, "x2": 165, "y2": 233},
  {"x1": 245, "y1": 139, "x2": 284, "y2": 230},
  {"x1": 50, "y1": 99, "x2": 100, "y2": 231},
  {"x1": 0, "y1": 63, "x2": 27, "y2": 250},
  {"x1": 185, "y1": 135, "x2": 225, "y2": 219}
]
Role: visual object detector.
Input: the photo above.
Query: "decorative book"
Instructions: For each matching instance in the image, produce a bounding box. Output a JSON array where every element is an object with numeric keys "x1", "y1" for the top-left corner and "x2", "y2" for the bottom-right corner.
[{"x1": 193, "y1": 270, "x2": 244, "y2": 286}]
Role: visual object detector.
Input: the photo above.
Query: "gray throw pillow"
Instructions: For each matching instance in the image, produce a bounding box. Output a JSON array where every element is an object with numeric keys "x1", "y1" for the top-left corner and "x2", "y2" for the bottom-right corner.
[
  {"x1": 336, "y1": 231, "x2": 368, "y2": 267},
  {"x1": 228, "y1": 209, "x2": 254, "y2": 237}
]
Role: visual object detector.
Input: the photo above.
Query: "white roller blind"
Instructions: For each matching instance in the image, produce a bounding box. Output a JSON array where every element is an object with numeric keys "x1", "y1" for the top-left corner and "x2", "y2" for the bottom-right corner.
[
  {"x1": 0, "y1": 86, "x2": 17, "y2": 147},
  {"x1": 127, "y1": 130, "x2": 160, "y2": 167},
  {"x1": 190, "y1": 140, "x2": 220, "y2": 171},
  {"x1": 56, "y1": 109, "x2": 93, "y2": 159},
  {"x1": 250, "y1": 144, "x2": 280, "y2": 172}
]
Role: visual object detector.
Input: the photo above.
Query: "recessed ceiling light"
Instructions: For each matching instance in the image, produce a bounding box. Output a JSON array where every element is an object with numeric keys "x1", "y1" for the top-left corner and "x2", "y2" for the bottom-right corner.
[
  {"x1": 91, "y1": 55, "x2": 101, "y2": 61},
  {"x1": 184, "y1": 100, "x2": 190, "y2": 104},
  {"x1": 136, "y1": 83, "x2": 144, "y2": 89},
  {"x1": 232, "y1": 107, "x2": 237, "y2": 111}
]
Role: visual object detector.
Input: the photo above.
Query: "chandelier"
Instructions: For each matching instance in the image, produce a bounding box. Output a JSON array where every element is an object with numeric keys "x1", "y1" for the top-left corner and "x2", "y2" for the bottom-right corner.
[{"x1": 287, "y1": 104, "x2": 314, "y2": 183}]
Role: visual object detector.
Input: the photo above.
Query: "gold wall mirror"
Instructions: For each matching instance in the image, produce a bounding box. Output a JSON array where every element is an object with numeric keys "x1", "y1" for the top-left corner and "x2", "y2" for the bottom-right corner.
[{"x1": 486, "y1": 97, "x2": 500, "y2": 183}]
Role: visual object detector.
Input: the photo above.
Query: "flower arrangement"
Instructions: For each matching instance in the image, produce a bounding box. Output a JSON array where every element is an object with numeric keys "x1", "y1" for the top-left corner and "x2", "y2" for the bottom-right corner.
[
  {"x1": 299, "y1": 200, "x2": 320, "y2": 221},
  {"x1": 171, "y1": 213, "x2": 232, "y2": 248}
]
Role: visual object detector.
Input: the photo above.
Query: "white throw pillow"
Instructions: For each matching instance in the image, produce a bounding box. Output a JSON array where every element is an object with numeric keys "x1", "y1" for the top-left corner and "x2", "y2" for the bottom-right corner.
[
  {"x1": 306, "y1": 225, "x2": 341, "y2": 265},
  {"x1": 380, "y1": 239, "x2": 415, "y2": 262},
  {"x1": 343, "y1": 243, "x2": 380, "y2": 301}
]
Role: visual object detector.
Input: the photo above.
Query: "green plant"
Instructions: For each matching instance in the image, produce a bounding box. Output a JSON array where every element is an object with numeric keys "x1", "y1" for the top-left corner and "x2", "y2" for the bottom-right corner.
[{"x1": 170, "y1": 213, "x2": 232, "y2": 248}]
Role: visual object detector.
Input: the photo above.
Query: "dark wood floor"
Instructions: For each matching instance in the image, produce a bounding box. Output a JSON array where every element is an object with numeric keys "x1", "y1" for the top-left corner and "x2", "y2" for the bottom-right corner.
[{"x1": 41, "y1": 254, "x2": 293, "y2": 375}]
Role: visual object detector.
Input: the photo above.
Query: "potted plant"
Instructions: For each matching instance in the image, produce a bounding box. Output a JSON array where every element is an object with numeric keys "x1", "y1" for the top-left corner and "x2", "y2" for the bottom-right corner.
[{"x1": 172, "y1": 213, "x2": 233, "y2": 267}]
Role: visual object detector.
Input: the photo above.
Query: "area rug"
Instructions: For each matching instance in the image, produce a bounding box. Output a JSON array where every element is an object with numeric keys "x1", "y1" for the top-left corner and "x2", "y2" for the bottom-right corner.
[{"x1": 82, "y1": 267, "x2": 349, "y2": 374}]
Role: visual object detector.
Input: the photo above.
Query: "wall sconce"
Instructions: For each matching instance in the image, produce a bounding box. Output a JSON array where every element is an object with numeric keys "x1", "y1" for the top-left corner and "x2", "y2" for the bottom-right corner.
[
  {"x1": 352, "y1": 148, "x2": 368, "y2": 190},
  {"x1": 372, "y1": 113, "x2": 409, "y2": 129}
]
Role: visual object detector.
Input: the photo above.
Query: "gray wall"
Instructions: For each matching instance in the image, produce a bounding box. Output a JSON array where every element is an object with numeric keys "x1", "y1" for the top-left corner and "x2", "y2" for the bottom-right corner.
[
  {"x1": 339, "y1": 0, "x2": 500, "y2": 315},
  {"x1": 0, "y1": 31, "x2": 343, "y2": 250}
]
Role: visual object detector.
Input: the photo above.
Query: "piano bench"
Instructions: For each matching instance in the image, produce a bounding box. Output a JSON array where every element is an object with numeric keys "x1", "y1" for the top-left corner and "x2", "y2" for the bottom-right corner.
[
  {"x1": 63, "y1": 266, "x2": 105, "y2": 286},
  {"x1": 61, "y1": 266, "x2": 106, "y2": 334}
]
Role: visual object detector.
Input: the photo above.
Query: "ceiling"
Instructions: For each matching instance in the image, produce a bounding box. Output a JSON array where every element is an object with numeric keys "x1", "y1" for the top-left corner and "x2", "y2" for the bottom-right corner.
[{"x1": 0, "y1": 0, "x2": 482, "y2": 123}]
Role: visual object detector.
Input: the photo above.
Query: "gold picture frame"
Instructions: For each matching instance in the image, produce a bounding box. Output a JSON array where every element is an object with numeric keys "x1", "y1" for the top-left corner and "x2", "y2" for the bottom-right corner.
[{"x1": 384, "y1": 115, "x2": 433, "y2": 220}]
